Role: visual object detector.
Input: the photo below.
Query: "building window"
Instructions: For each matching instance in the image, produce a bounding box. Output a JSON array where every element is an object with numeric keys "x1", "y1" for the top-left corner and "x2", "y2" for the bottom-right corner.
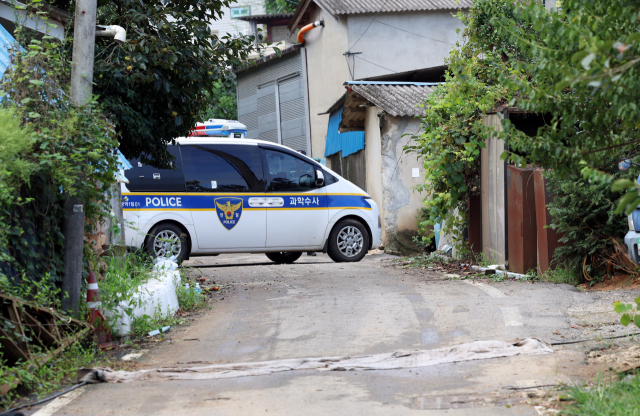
[{"x1": 230, "y1": 6, "x2": 251, "y2": 19}]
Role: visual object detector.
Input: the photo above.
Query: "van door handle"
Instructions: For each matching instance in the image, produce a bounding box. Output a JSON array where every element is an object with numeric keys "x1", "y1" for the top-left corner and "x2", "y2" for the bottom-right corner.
[
  {"x1": 248, "y1": 197, "x2": 266, "y2": 207},
  {"x1": 266, "y1": 197, "x2": 284, "y2": 207}
]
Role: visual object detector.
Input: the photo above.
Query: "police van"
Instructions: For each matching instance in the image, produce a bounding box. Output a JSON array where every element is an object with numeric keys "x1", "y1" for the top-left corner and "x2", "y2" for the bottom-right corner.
[{"x1": 121, "y1": 136, "x2": 382, "y2": 264}]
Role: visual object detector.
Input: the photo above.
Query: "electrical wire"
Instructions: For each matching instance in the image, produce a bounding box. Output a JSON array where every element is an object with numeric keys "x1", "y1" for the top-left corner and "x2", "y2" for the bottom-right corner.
[
  {"x1": 370, "y1": 19, "x2": 455, "y2": 45},
  {"x1": 346, "y1": 0, "x2": 390, "y2": 53},
  {"x1": 2, "y1": 381, "x2": 87, "y2": 414},
  {"x1": 550, "y1": 331, "x2": 640, "y2": 346},
  {"x1": 354, "y1": 55, "x2": 396, "y2": 74}
]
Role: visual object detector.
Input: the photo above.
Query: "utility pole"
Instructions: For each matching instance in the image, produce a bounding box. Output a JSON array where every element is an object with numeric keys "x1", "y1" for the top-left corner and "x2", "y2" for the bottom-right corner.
[{"x1": 62, "y1": 0, "x2": 97, "y2": 312}]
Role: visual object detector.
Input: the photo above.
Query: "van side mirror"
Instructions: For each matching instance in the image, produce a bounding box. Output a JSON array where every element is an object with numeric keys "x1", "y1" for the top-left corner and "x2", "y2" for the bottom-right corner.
[{"x1": 315, "y1": 170, "x2": 325, "y2": 187}]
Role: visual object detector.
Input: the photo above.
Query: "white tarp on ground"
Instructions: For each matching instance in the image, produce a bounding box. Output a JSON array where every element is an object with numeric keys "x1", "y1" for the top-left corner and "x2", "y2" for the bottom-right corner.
[
  {"x1": 102, "y1": 270, "x2": 180, "y2": 335},
  {"x1": 92, "y1": 338, "x2": 553, "y2": 383}
]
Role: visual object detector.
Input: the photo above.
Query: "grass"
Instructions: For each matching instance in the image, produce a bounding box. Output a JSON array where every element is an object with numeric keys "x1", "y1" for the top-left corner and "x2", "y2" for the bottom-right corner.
[
  {"x1": 559, "y1": 374, "x2": 640, "y2": 415},
  {"x1": 395, "y1": 251, "x2": 456, "y2": 268},
  {"x1": 542, "y1": 264, "x2": 582, "y2": 286},
  {"x1": 0, "y1": 340, "x2": 123, "y2": 410}
]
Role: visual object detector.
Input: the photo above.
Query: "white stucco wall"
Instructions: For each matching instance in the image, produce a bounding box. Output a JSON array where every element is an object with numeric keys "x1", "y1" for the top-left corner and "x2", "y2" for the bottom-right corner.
[
  {"x1": 346, "y1": 11, "x2": 464, "y2": 79},
  {"x1": 302, "y1": 9, "x2": 350, "y2": 158}
]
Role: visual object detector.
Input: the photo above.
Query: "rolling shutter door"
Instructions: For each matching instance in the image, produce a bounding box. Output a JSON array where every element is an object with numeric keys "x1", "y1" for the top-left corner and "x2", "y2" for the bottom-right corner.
[
  {"x1": 278, "y1": 76, "x2": 307, "y2": 152},
  {"x1": 236, "y1": 52, "x2": 309, "y2": 153}
]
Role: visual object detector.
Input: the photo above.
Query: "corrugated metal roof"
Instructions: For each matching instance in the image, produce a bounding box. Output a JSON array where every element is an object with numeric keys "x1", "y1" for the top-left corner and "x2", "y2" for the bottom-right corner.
[
  {"x1": 316, "y1": 0, "x2": 472, "y2": 15},
  {"x1": 325, "y1": 105, "x2": 365, "y2": 157},
  {"x1": 350, "y1": 83, "x2": 433, "y2": 117}
]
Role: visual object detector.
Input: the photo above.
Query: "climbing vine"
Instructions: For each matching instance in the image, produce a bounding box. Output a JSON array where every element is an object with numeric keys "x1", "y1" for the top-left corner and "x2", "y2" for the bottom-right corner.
[{"x1": 407, "y1": 0, "x2": 523, "y2": 251}]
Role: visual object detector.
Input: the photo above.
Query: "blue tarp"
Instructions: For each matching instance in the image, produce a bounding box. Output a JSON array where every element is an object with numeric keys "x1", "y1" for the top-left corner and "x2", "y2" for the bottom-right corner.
[
  {"x1": 0, "y1": 24, "x2": 15, "y2": 79},
  {"x1": 324, "y1": 106, "x2": 365, "y2": 158}
]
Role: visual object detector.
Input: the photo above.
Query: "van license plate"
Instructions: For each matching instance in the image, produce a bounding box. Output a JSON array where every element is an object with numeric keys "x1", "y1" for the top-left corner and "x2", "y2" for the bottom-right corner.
[{"x1": 234, "y1": 133, "x2": 241, "y2": 138}]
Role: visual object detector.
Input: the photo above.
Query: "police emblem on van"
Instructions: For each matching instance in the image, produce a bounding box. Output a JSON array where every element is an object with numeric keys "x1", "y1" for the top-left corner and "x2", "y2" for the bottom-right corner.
[{"x1": 215, "y1": 197, "x2": 243, "y2": 230}]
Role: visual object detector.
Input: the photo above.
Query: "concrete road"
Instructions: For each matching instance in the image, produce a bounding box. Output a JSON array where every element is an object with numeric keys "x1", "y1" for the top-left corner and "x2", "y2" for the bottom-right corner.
[{"x1": 37, "y1": 253, "x2": 640, "y2": 415}]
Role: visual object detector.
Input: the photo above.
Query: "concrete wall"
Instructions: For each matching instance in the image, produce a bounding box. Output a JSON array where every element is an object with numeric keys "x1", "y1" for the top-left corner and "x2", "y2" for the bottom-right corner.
[
  {"x1": 378, "y1": 113, "x2": 427, "y2": 255},
  {"x1": 346, "y1": 11, "x2": 465, "y2": 79},
  {"x1": 303, "y1": 9, "x2": 350, "y2": 159},
  {"x1": 481, "y1": 114, "x2": 506, "y2": 265}
]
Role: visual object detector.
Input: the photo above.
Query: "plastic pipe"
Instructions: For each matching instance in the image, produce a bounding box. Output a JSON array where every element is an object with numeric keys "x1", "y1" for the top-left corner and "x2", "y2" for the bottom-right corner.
[
  {"x1": 297, "y1": 20, "x2": 324, "y2": 44},
  {"x1": 96, "y1": 25, "x2": 127, "y2": 44}
]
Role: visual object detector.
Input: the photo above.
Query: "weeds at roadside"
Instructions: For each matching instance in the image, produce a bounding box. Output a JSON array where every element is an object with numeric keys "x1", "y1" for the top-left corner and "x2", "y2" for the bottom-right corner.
[
  {"x1": 99, "y1": 251, "x2": 155, "y2": 335},
  {"x1": 559, "y1": 373, "x2": 640, "y2": 416},
  {"x1": 130, "y1": 304, "x2": 187, "y2": 337},
  {"x1": 542, "y1": 264, "x2": 581, "y2": 286},
  {"x1": 0, "y1": 341, "x2": 124, "y2": 410},
  {"x1": 176, "y1": 267, "x2": 209, "y2": 312},
  {"x1": 393, "y1": 251, "x2": 456, "y2": 268},
  {"x1": 472, "y1": 252, "x2": 493, "y2": 267}
]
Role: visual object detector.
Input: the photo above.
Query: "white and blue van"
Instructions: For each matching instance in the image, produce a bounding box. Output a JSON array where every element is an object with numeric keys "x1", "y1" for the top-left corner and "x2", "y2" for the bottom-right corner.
[{"x1": 121, "y1": 137, "x2": 382, "y2": 263}]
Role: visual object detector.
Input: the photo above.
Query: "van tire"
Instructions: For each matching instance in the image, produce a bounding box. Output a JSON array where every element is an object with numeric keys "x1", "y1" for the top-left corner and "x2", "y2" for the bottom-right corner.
[
  {"x1": 327, "y1": 219, "x2": 369, "y2": 263},
  {"x1": 265, "y1": 252, "x2": 302, "y2": 264},
  {"x1": 145, "y1": 223, "x2": 188, "y2": 263}
]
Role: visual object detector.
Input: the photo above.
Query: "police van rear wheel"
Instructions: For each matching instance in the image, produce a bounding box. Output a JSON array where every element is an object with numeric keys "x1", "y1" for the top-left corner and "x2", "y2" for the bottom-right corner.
[
  {"x1": 265, "y1": 252, "x2": 302, "y2": 264},
  {"x1": 146, "y1": 223, "x2": 188, "y2": 263},
  {"x1": 328, "y1": 219, "x2": 369, "y2": 263}
]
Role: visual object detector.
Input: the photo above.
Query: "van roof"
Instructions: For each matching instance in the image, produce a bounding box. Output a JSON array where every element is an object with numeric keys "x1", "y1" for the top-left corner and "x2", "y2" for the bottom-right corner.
[{"x1": 173, "y1": 137, "x2": 316, "y2": 163}]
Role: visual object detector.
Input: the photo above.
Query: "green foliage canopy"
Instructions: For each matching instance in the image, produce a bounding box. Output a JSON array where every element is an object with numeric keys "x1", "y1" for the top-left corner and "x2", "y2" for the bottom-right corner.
[{"x1": 93, "y1": 0, "x2": 258, "y2": 167}]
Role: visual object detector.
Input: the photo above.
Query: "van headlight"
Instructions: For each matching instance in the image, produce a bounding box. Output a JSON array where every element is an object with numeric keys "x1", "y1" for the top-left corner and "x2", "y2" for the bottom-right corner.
[{"x1": 629, "y1": 214, "x2": 635, "y2": 231}]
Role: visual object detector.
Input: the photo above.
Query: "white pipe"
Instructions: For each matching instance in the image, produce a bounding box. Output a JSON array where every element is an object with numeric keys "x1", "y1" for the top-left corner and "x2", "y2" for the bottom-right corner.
[{"x1": 96, "y1": 25, "x2": 127, "y2": 44}]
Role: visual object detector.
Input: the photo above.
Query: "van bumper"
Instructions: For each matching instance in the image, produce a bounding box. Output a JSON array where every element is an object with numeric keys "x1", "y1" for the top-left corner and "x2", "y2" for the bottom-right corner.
[{"x1": 624, "y1": 231, "x2": 640, "y2": 266}]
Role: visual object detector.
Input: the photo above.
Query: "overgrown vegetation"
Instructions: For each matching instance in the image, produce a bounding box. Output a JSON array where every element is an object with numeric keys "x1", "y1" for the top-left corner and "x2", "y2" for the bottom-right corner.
[
  {"x1": 0, "y1": 341, "x2": 119, "y2": 410},
  {"x1": 411, "y1": 0, "x2": 640, "y2": 277},
  {"x1": 560, "y1": 374, "x2": 640, "y2": 416},
  {"x1": 546, "y1": 169, "x2": 640, "y2": 282},
  {"x1": 0, "y1": 1, "x2": 118, "y2": 287},
  {"x1": 407, "y1": 0, "x2": 519, "y2": 252}
]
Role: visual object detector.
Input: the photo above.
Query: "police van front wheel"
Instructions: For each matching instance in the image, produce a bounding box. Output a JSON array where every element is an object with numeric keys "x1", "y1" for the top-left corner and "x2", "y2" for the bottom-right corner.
[
  {"x1": 145, "y1": 223, "x2": 188, "y2": 263},
  {"x1": 265, "y1": 252, "x2": 302, "y2": 264},
  {"x1": 328, "y1": 219, "x2": 369, "y2": 263}
]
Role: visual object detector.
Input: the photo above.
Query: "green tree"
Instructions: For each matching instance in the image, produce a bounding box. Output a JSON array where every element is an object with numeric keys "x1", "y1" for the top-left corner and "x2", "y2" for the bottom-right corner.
[
  {"x1": 483, "y1": 0, "x2": 640, "y2": 213},
  {"x1": 265, "y1": 0, "x2": 300, "y2": 14},
  {"x1": 198, "y1": 80, "x2": 238, "y2": 121},
  {"x1": 92, "y1": 0, "x2": 258, "y2": 167}
]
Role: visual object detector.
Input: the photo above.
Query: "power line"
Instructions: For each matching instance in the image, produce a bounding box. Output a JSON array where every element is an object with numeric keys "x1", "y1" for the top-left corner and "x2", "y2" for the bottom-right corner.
[
  {"x1": 370, "y1": 19, "x2": 455, "y2": 45},
  {"x1": 354, "y1": 55, "x2": 396, "y2": 74},
  {"x1": 346, "y1": 0, "x2": 390, "y2": 53}
]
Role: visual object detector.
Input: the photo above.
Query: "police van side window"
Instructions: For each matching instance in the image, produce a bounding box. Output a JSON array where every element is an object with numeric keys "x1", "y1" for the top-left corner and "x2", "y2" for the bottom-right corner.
[
  {"x1": 181, "y1": 144, "x2": 265, "y2": 192},
  {"x1": 126, "y1": 145, "x2": 185, "y2": 192},
  {"x1": 263, "y1": 149, "x2": 316, "y2": 192}
]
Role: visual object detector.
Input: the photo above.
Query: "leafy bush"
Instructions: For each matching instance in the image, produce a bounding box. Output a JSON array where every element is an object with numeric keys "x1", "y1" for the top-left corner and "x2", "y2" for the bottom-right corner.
[
  {"x1": 546, "y1": 169, "x2": 637, "y2": 281},
  {"x1": 0, "y1": 2, "x2": 118, "y2": 288}
]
